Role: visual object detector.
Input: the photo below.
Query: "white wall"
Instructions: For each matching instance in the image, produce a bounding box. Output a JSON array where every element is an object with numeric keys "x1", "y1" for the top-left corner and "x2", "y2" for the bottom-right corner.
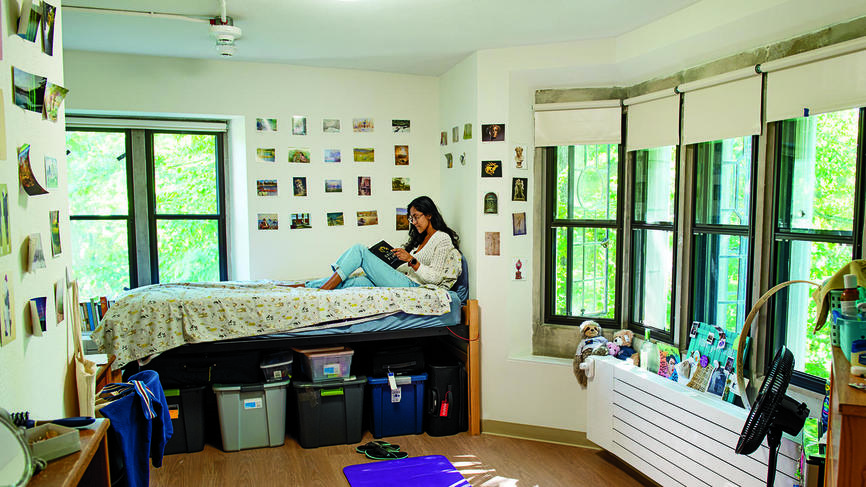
[
  {"x1": 63, "y1": 51, "x2": 441, "y2": 281},
  {"x1": 0, "y1": 0, "x2": 76, "y2": 417}
]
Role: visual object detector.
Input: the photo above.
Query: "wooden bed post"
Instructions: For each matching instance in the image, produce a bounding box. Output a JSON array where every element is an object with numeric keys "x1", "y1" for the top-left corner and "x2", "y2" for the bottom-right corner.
[{"x1": 465, "y1": 299, "x2": 481, "y2": 435}]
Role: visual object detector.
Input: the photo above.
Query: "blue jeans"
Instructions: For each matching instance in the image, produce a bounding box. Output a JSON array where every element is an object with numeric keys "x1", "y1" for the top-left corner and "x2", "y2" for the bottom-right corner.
[{"x1": 305, "y1": 244, "x2": 419, "y2": 289}]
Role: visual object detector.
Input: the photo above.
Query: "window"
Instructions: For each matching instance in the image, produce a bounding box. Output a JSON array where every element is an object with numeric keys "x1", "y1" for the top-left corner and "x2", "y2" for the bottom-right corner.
[
  {"x1": 770, "y1": 108, "x2": 865, "y2": 381},
  {"x1": 545, "y1": 144, "x2": 621, "y2": 325},
  {"x1": 690, "y1": 136, "x2": 756, "y2": 335},
  {"x1": 630, "y1": 146, "x2": 677, "y2": 338},
  {"x1": 67, "y1": 124, "x2": 227, "y2": 298}
]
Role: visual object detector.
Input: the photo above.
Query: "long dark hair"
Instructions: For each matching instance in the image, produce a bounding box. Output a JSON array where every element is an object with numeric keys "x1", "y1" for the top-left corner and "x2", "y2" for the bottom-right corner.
[{"x1": 404, "y1": 196, "x2": 459, "y2": 251}]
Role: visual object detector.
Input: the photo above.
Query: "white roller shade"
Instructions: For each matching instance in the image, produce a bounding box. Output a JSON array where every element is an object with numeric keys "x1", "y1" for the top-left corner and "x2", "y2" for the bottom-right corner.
[
  {"x1": 625, "y1": 93, "x2": 680, "y2": 152},
  {"x1": 765, "y1": 48, "x2": 866, "y2": 122},
  {"x1": 682, "y1": 75, "x2": 762, "y2": 145},
  {"x1": 534, "y1": 101, "x2": 621, "y2": 147},
  {"x1": 66, "y1": 117, "x2": 227, "y2": 132}
]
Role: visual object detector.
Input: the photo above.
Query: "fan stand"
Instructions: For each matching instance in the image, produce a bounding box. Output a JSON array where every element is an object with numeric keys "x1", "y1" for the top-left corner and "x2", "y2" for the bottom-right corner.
[{"x1": 764, "y1": 426, "x2": 782, "y2": 487}]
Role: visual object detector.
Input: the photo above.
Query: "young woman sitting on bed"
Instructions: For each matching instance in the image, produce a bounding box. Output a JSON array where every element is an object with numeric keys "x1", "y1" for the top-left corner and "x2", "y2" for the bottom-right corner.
[{"x1": 300, "y1": 195, "x2": 460, "y2": 290}]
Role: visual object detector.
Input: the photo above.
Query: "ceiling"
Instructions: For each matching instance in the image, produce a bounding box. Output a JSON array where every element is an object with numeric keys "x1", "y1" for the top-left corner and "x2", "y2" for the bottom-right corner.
[{"x1": 61, "y1": 0, "x2": 700, "y2": 76}]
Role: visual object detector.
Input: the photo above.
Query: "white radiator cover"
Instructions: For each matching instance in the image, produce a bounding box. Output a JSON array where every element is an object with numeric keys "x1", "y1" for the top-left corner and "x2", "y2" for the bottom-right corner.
[{"x1": 586, "y1": 357, "x2": 801, "y2": 487}]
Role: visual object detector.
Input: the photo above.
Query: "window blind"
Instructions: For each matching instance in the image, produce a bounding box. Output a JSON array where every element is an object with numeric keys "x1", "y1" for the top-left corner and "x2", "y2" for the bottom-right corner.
[
  {"x1": 66, "y1": 117, "x2": 228, "y2": 132},
  {"x1": 681, "y1": 75, "x2": 762, "y2": 145},
  {"x1": 624, "y1": 91, "x2": 680, "y2": 152},
  {"x1": 534, "y1": 100, "x2": 621, "y2": 147}
]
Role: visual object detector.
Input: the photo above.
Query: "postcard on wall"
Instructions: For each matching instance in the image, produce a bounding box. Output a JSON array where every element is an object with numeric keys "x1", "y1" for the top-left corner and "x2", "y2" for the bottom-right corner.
[
  {"x1": 54, "y1": 278, "x2": 64, "y2": 325},
  {"x1": 392, "y1": 177, "x2": 410, "y2": 191},
  {"x1": 512, "y1": 177, "x2": 528, "y2": 201},
  {"x1": 445, "y1": 153, "x2": 453, "y2": 169},
  {"x1": 459, "y1": 152, "x2": 467, "y2": 166},
  {"x1": 293, "y1": 177, "x2": 307, "y2": 196},
  {"x1": 353, "y1": 118, "x2": 374, "y2": 133},
  {"x1": 353, "y1": 147, "x2": 374, "y2": 162},
  {"x1": 485, "y1": 232, "x2": 500, "y2": 256},
  {"x1": 41, "y1": 2, "x2": 56, "y2": 55},
  {"x1": 327, "y1": 212, "x2": 344, "y2": 226},
  {"x1": 257, "y1": 179, "x2": 277, "y2": 196},
  {"x1": 358, "y1": 176, "x2": 372, "y2": 196},
  {"x1": 0, "y1": 185, "x2": 10, "y2": 256},
  {"x1": 17, "y1": 0, "x2": 41, "y2": 43},
  {"x1": 481, "y1": 160, "x2": 502, "y2": 178},
  {"x1": 463, "y1": 123, "x2": 472, "y2": 140},
  {"x1": 452, "y1": 126, "x2": 459, "y2": 143},
  {"x1": 440, "y1": 131, "x2": 447, "y2": 146},
  {"x1": 514, "y1": 145, "x2": 528, "y2": 170},
  {"x1": 13, "y1": 67, "x2": 46, "y2": 114},
  {"x1": 28, "y1": 233, "x2": 46, "y2": 271},
  {"x1": 30, "y1": 297, "x2": 47, "y2": 336},
  {"x1": 19, "y1": 145, "x2": 48, "y2": 196},
  {"x1": 357, "y1": 210, "x2": 378, "y2": 226},
  {"x1": 292, "y1": 115, "x2": 307, "y2": 135},
  {"x1": 256, "y1": 118, "x2": 277, "y2": 132},
  {"x1": 0, "y1": 93, "x2": 6, "y2": 158},
  {"x1": 324, "y1": 179, "x2": 342, "y2": 193},
  {"x1": 291, "y1": 213, "x2": 311, "y2": 229},
  {"x1": 396, "y1": 208, "x2": 409, "y2": 230},
  {"x1": 0, "y1": 274, "x2": 14, "y2": 346},
  {"x1": 324, "y1": 149, "x2": 341, "y2": 163},
  {"x1": 323, "y1": 119, "x2": 341, "y2": 133},
  {"x1": 43, "y1": 82, "x2": 68, "y2": 122},
  {"x1": 481, "y1": 123, "x2": 505, "y2": 142},
  {"x1": 394, "y1": 145, "x2": 408, "y2": 165},
  {"x1": 512, "y1": 212, "x2": 527, "y2": 236},
  {"x1": 256, "y1": 148, "x2": 275, "y2": 163},
  {"x1": 287, "y1": 148, "x2": 310, "y2": 163},
  {"x1": 44, "y1": 156, "x2": 58, "y2": 188},
  {"x1": 483, "y1": 192, "x2": 498, "y2": 215},
  {"x1": 512, "y1": 257, "x2": 527, "y2": 280},
  {"x1": 49, "y1": 210, "x2": 61, "y2": 256},
  {"x1": 257, "y1": 213, "x2": 278, "y2": 230},
  {"x1": 392, "y1": 119, "x2": 410, "y2": 133}
]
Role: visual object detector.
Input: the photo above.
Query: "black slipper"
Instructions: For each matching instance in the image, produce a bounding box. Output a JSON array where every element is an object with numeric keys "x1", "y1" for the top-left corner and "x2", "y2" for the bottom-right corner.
[
  {"x1": 355, "y1": 441, "x2": 401, "y2": 454},
  {"x1": 364, "y1": 443, "x2": 409, "y2": 460}
]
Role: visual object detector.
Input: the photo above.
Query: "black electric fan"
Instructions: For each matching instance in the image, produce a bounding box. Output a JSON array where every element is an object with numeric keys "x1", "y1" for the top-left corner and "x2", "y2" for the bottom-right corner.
[{"x1": 735, "y1": 346, "x2": 809, "y2": 487}]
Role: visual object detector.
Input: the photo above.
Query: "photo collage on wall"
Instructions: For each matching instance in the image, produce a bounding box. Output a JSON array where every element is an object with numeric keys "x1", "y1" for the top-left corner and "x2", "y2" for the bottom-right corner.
[{"x1": 442, "y1": 122, "x2": 470, "y2": 168}]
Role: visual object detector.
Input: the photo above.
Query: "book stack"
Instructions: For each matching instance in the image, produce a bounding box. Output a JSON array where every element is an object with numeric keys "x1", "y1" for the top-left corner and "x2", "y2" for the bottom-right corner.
[{"x1": 78, "y1": 296, "x2": 114, "y2": 331}]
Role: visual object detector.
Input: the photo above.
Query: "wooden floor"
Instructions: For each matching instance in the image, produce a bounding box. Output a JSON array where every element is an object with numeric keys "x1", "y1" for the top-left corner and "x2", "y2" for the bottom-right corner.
[{"x1": 150, "y1": 432, "x2": 649, "y2": 486}]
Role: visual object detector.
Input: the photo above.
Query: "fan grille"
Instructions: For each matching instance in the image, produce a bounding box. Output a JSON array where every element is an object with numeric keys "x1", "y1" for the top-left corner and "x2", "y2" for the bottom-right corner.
[{"x1": 736, "y1": 347, "x2": 794, "y2": 455}]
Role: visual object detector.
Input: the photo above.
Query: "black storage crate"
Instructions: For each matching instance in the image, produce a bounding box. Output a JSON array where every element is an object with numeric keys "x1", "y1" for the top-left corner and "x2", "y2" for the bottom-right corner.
[
  {"x1": 163, "y1": 385, "x2": 206, "y2": 454},
  {"x1": 293, "y1": 376, "x2": 365, "y2": 448}
]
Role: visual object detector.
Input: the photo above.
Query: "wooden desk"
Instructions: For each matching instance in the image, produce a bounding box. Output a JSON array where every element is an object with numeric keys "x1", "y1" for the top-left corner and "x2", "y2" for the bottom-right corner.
[
  {"x1": 28, "y1": 418, "x2": 111, "y2": 487},
  {"x1": 825, "y1": 347, "x2": 866, "y2": 487},
  {"x1": 90, "y1": 354, "x2": 123, "y2": 392}
]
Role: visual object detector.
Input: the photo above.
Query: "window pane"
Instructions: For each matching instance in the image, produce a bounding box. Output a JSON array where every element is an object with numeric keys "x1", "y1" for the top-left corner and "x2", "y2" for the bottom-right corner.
[
  {"x1": 70, "y1": 220, "x2": 130, "y2": 298},
  {"x1": 553, "y1": 145, "x2": 618, "y2": 221},
  {"x1": 66, "y1": 131, "x2": 128, "y2": 216},
  {"x1": 692, "y1": 233, "x2": 749, "y2": 333},
  {"x1": 553, "y1": 227, "x2": 568, "y2": 315},
  {"x1": 776, "y1": 239, "x2": 852, "y2": 379},
  {"x1": 694, "y1": 136, "x2": 752, "y2": 226},
  {"x1": 776, "y1": 109, "x2": 859, "y2": 235},
  {"x1": 633, "y1": 146, "x2": 676, "y2": 224},
  {"x1": 154, "y1": 133, "x2": 218, "y2": 215},
  {"x1": 156, "y1": 219, "x2": 220, "y2": 283},
  {"x1": 631, "y1": 229, "x2": 673, "y2": 331},
  {"x1": 570, "y1": 228, "x2": 617, "y2": 319}
]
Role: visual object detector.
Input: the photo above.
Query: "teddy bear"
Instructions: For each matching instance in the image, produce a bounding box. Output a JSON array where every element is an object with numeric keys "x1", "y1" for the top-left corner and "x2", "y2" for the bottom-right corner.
[
  {"x1": 611, "y1": 329, "x2": 638, "y2": 364},
  {"x1": 573, "y1": 320, "x2": 609, "y2": 387}
]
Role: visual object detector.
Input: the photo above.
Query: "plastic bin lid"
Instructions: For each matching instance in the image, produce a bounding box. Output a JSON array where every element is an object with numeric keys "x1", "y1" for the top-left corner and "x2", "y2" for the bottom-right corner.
[
  {"x1": 293, "y1": 375, "x2": 366, "y2": 388},
  {"x1": 368, "y1": 373, "x2": 427, "y2": 385},
  {"x1": 261, "y1": 356, "x2": 293, "y2": 367},
  {"x1": 213, "y1": 378, "x2": 291, "y2": 392}
]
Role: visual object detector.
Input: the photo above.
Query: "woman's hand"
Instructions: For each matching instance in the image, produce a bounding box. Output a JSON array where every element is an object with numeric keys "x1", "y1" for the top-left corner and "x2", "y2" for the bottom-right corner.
[{"x1": 390, "y1": 248, "x2": 413, "y2": 262}]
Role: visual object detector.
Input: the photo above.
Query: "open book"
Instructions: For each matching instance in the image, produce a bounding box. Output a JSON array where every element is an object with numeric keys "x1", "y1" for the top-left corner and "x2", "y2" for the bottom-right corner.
[{"x1": 369, "y1": 240, "x2": 404, "y2": 269}]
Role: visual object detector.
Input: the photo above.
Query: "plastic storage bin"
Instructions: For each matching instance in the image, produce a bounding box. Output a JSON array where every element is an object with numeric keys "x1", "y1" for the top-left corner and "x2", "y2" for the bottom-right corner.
[
  {"x1": 293, "y1": 346, "x2": 354, "y2": 382},
  {"x1": 260, "y1": 352, "x2": 293, "y2": 382},
  {"x1": 293, "y1": 376, "x2": 365, "y2": 448},
  {"x1": 367, "y1": 373, "x2": 427, "y2": 438},
  {"x1": 163, "y1": 385, "x2": 206, "y2": 454},
  {"x1": 212, "y1": 379, "x2": 290, "y2": 451},
  {"x1": 828, "y1": 288, "x2": 866, "y2": 347},
  {"x1": 834, "y1": 310, "x2": 866, "y2": 356}
]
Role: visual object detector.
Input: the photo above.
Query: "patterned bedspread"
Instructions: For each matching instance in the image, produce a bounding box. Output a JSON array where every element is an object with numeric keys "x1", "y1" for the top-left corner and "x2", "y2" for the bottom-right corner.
[{"x1": 91, "y1": 281, "x2": 453, "y2": 369}]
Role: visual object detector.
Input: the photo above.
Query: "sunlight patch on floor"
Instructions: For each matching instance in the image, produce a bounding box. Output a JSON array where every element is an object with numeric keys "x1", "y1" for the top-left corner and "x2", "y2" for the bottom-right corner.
[{"x1": 452, "y1": 454, "x2": 529, "y2": 486}]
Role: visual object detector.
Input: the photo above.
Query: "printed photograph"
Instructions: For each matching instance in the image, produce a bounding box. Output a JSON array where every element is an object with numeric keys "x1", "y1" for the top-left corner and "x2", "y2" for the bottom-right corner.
[
  {"x1": 325, "y1": 179, "x2": 342, "y2": 193},
  {"x1": 17, "y1": 0, "x2": 41, "y2": 42},
  {"x1": 514, "y1": 145, "x2": 527, "y2": 169},
  {"x1": 353, "y1": 148, "x2": 374, "y2": 162},
  {"x1": 357, "y1": 210, "x2": 378, "y2": 226},
  {"x1": 481, "y1": 160, "x2": 502, "y2": 178},
  {"x1": 440, "y1": 131, "x2": 447, "y2": 146},
  {"x1": 292, "y1": 115, "x2": 307, "y2": 135},
  {"x1": 392, "y1": 177, "x2": 410, "y2": 191},
  {"x1": 323, "y1": 119, "x2": 341, "y2": 133},
  {"x1": 396, "y1": 208, "x2": 409, "y2": 230},
  {"x1": 293, "y1": 177, "x2": 308, "y2": 196},
  {"x1": 0, "y1": 274, "x2": 14, "y2": 347},
  {"x1": 49, "y1": 210, "x2": 61, "y2": 256},
  {"x1": 288, "y1": 148, "x2": 311, "y2": 163},
  {"x1": 483, "y1": 192, "x2": 498, "y2": 215},
  {"x1": 459, "y1": 153, "x2": 467, "y2": 166},
  {"x1": 257, "y1": 213, "x2": 278, "y2": 230},
  {"x1": 481, "y1": 123, "x2": 505, "y2": 142},
  {"x1": 512, "y1": 177, "x2": 528, "y2": 201},
  {"x1": 28, "y1": 233, "x2": 46, "y2": 271},
  {"x1": 256, "y1": 148, "x2": 276, "y2": 163},
  {"x1": 43, "y1": 82, "x2": 68, "y2": 122},
  {"x1": 13, "y1": 67, "x2": 46, "y2": 114},
  {"x1": 485, "y1": 232, "x2": 500, "y2": 256},
  {"x1": 463, "y1": 123, "x2": 472, "y2": 140},
  {"x1": 392, "y1": 119, "x2": 410, "y2": 133},
  {"x1": 445, "y1": 153, "x2": 453, "y2": 168},
  {"x1": 257, "y1": 179, "x2": 278, "y2": 196},
  {"x1": 44, "y1": 156, "x2": 58, "y2": 188},
  {"x1": 358, "y1": 176, "x2": 372, "y2": 196},
  {"x1": 0, "y1": 185, "x2": 10, "y2": 256},
  {"x1": 706, "y1": 332, "x2": 715, "y2": 346},
  {"x1": 42, "y1": 2, "x2": 57, "y2": 55},
  {"x1": 31, "y1": 297, "x2": 47, "y2": 335},
  {"x1": 718, "y1": 331, "x2": 727, "y2": 349},
  {"x1": 327, "y1": 212, "x2": 344, "y2": 226},
  {"x1": 512, "y1": 212, "x2": 527, "y2": 236},
  {"x1": 452, "y1": 126, "x2": 459, "y2": 143},
  {"x1": 689, "y1": 322, "x2": 699, "y2": 338},
  {"x1": 353, "y1": 118, "x2": 374, "y2": 133},
  {"x1": 394, "y1": 145, "x2": 409, "y2": 165},
  {"x1": 18, "y1": 144, "x2": 48, "y2": 196},
  {"x1": 512, "y1": 257, "x2": 526, "y2": 280},
  {"x1": 725, "y1": 356, "x2": 735, "y2": 373},
  {"x1": 55, "y1": 279, "x2": 64, "y2": 325},
  {"x1": 256, "y1": 118, "x2": 277, "y2": 132},
  {"x1": 324, "y1": 149, "x2": 341, "y2": 163},
  {"x1": 291, "y1": 213, "x2": 312, "y2": 229}
]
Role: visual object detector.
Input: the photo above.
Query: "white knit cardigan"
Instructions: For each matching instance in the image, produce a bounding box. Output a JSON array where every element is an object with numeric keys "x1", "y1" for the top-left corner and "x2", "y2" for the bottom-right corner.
[{"x1": 399, "y1": 231, "x2": 456, "y2": 288}]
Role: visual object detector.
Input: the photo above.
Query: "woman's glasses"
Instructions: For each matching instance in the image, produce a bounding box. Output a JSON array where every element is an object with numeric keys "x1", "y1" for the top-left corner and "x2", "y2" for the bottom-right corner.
[{"x1": 408, "y1": 214, "x2": 422, "y2": 224}]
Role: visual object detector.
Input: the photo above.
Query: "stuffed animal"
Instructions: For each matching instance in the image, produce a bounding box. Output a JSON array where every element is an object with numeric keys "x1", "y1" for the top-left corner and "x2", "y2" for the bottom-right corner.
[
  {"x1": 573, "y1": 320, "x2": 609, "y2": 387},
  {"x1": 611, "y1": 330, "x2": 638, "y2": 363},
  {"x1": 607, "y1": 342, "x2": 621, "y2": 357}
]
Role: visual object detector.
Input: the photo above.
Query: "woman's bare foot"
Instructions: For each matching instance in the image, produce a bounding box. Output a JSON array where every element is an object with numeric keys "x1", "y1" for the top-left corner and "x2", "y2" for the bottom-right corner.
[{"x1": 286, "y1": 283, "x2": 305, "y2": 288}]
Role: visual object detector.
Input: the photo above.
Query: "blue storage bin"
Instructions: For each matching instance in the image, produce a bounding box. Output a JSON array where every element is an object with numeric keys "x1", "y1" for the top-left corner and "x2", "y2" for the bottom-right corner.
[{"x1": 368, "y1": 373, "x2": 427, "y2": 438}]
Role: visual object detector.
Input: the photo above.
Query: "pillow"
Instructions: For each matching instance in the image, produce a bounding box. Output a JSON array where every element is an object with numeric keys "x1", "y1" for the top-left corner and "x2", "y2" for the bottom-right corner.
[{"x1": 449, "y1": 250, "x2": 469, "y2": 304}]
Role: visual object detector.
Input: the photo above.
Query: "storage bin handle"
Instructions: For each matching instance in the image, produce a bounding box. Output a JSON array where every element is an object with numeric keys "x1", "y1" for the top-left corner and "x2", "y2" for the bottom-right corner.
[
  {"x1": 240, "y1": 384, "x2": 263, "y2": 393},
  {"x1": 321, "y1": 388, "x2": 344, "y2": 397}
]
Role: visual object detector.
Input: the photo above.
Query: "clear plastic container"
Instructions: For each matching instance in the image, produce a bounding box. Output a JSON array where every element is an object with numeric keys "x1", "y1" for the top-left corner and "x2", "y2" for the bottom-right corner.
[
  {"x1": 293, "y1": 346, "x2": 354, "y2": 382},
  {"x1": 260, "y1": 351, "x2": 293, "y2": 382}
]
